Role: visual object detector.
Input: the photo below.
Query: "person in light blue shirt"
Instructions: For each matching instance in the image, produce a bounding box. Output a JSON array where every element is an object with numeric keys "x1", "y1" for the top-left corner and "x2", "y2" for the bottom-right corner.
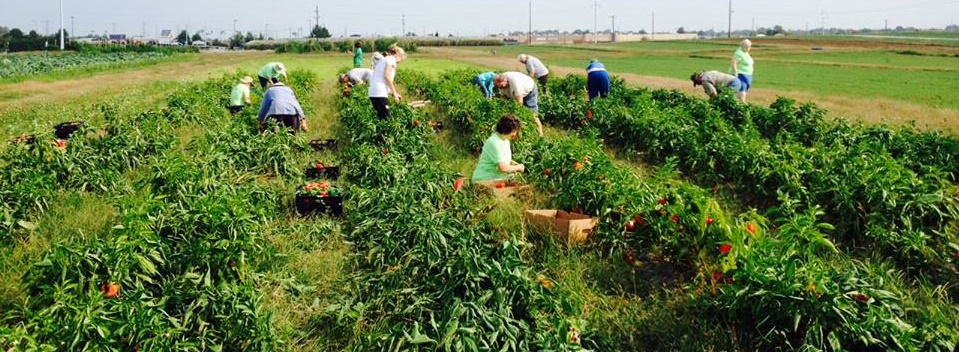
[
  {"x1": 472, "y1": 71, "x2": 496, "y2": 99},
  {"x1": 257, "y1": 80, "x2": 308, "y2": 134},
  {"x1": 585, "y1": 60, "x2": 610, "y2": 100}
]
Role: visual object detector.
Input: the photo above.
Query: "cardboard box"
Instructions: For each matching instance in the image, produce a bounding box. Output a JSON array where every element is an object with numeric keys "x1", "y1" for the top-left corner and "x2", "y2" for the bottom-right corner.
[
  {"x1": 474, "y1": 180, "x2": 531, "y2": 198},
  {"x1": 524, "y1": 210, "x2": 598, "y2": 245}
]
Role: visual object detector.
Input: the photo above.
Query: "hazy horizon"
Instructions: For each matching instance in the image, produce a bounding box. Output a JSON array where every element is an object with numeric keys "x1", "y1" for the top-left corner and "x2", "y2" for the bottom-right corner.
[{"x1": 3, "y1": 0, "x2": 957, "y2": 39}]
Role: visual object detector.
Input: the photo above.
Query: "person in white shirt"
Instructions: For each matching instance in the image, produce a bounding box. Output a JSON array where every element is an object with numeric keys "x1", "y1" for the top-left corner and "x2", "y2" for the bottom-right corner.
[
  {"x1": 517, "y1": 54, "x2": 550, "y2": 94},
  {"x1": 368, "y1": 44, "x2": 406, "y2": 119},
  {"x1": 494, "y1": 71, "x2": 543, "y2": 136},
  {"x1": 339, "y1": 68, "x2": 374, "y2": 87}
]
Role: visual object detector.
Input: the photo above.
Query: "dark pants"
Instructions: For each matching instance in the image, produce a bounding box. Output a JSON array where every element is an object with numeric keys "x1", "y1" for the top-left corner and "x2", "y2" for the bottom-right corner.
[
  {"x1": 263, "y1": 114, "x2": 300, "y2": 134},
  {"x1": 587, "y1": 71, "x2": 610, "y2": 100},
  {"x1": 258, "y1": 76, "x2": 269, "y2": 89},
  {"x1": 370, "y1": 97, "x2": 390, "y2": 119},
  {"x1": 227, "y1": 105, "x2": 244, "y2": 115},
  {"x1": 537, "y1": 74, "x2": 549, "y2": 94}
]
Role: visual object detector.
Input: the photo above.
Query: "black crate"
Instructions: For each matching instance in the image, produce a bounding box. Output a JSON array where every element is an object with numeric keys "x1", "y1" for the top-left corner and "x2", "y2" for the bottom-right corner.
[
  {"x1": 304, "y1": 165, "x2": 341, "y2": 180},
  {"x1": 11, "y1": 134, "x2": 36, "y2": 146},
  {"x1": 295, "y1": 194, "x2": 343, "y2": 217},
  {"x1": 54, "y1": 121, "x2": 85, "y2": 140},
  {"x1": 309, "y1": 139, "x2": 338, "y2": 151}
]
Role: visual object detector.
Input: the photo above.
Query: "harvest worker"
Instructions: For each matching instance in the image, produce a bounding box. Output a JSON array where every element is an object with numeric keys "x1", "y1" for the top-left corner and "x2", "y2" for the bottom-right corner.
[
  {"x1": 730, "y1": 38, "x2": 754, "y2": 102},
  {"x1": 257, "y1": 62, "x2": 287, "y2": 88},
  {"x1": 227, "y1": 76, "x2": 254, "y2": 115},
  {"x1": 585, "y1": 60, "x2": 610, "y2": 100},
  {"x1": 690, "y1": 70, "x2": 742, "y2": 99},
  {"x1": 517, "y1": 54, "x2": 550, "y2": 94},
  {"x1": 258, "y1": 76, "x2": 308, "y2": 134},
  {"x1": 471, "y1": 114, "x2": 526, "y2": 182},
  {"x1": 494, "y1": 71, "x2": 543, "y2": 136},
  {"x1": 368, "y1": 43, "x2": 406, "y2": 119},
  {"x1": 348, "y1": 40, "x2": 364, "y2": 68},
  {"x1": 472, "y1": 71, "x2": 496, "y2": 99},
  {"x1": 338, "y1": 68, "x2": 374, "y2": 87}
]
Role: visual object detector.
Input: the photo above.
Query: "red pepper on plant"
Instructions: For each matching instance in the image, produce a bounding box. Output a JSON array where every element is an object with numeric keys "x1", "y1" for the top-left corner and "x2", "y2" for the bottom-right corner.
[{"x1": 719, "y1": 244, "x2": 732, "y2": 254}]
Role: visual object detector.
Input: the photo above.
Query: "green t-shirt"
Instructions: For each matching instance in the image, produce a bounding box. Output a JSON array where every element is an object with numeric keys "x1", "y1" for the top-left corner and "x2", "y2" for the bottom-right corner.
[
  {"x1": 472, "y1": 133, "x2": 512, "y2": 182},
  {"x1": 731, "y1": 47, "x2": 754, "y2": 75},
  {"x1": 258, "y1": 62, "x2": 282, "y2": 79},
  {"x1": 353, "y1": 48, "x2": 363, "y2": 68},
  {"x1": 229, "y1": 83, "x2": 250, "y2": 107}
]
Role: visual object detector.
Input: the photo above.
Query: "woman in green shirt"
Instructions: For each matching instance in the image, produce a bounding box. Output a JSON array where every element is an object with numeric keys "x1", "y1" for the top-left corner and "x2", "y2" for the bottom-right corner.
[
  {"x1": 349, "y1": 40, "x2": 364, "y2": 68},
  {"x1": 731, "y1": 38, "x2": 754, "y2": 103},
  {"x1": 472, "y1": 115, "x2": 526, "y2": 182}
]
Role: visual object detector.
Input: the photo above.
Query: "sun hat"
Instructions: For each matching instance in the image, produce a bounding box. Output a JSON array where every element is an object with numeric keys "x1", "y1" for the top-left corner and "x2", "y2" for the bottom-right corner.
[
  {"x1": 240, "y1": 76, "x2": 254, "y2": 84},
  {"x1": 517, "y1": 54, "x2": 528, "y2": 62},
  {"x1": 275, "y1": 63, "x2": 287, "y2": 77}
]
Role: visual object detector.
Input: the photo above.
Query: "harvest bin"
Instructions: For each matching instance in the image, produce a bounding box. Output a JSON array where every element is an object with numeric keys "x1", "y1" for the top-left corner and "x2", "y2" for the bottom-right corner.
[
  {"x1": 295, "y1": 194, "x2": 343, "y2": 217},
  {"x1": 54, "y1": 121, "x2": 85, "y2": 140},
  {"x1": 474, "y1": 180, "x2": 531, "y2": 198},
  {"x1": 524, "y1": 210, "x2": 598, "y2": 245},
  {"x1": 304, "y1": 166, "x2": 341, "y2": 180},
  {"x1": 309, "y1": 139, "x2": 338, "y2": 151}
]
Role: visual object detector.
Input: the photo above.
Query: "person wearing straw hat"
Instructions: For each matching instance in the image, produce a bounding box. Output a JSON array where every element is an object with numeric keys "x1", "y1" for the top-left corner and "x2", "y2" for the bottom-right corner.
[
  {"x1": 257, "y1": 62, "x2": 287, "y2": 88},
  {"x1": 227, "y1": 76, "x2": 254, "y2": 115}
]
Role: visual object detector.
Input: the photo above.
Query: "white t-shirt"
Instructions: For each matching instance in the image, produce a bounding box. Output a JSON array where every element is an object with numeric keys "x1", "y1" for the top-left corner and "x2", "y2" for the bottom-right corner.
[
  {"x1": 525, "y1": 56, "x2": 549, "y2": 78},
  {"x1": 502, "y1": 71, "x2": 536, "y2": 98},
  {"x1": 347, "y1": 68, "x2": 374, "y2": 84},
  {"x1": 368, "y1": 56, "x2": 397, "y2": 98}
]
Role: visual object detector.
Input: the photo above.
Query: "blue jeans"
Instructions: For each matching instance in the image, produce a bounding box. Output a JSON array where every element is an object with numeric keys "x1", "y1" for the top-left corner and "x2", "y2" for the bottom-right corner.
[
  {"x1": 523, "y1": 85, "x2": 539, "y2": 113},
  {"x1": 737, "y1": 74, "x2": 752, "y2": 92}
]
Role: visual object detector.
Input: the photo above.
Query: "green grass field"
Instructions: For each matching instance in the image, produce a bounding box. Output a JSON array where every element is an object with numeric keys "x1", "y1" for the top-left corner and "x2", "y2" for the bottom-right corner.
[{"x1": 466, "y1": 39, "x2": 959, "y2": 112}]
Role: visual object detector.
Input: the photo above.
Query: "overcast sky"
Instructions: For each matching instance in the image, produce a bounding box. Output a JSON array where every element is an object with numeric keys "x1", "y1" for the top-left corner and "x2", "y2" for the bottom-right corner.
[{"x1": 2, "y1": 0, "x2": 957, "y2": 38}]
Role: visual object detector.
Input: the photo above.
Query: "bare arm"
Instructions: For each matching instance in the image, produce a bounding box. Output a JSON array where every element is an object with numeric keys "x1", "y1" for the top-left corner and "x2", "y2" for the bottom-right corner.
[
  {"x1": 385, "y1": 63, "x2": 402, "y2": 101},
  {"x1": 731, "y1": 57, "x2": 739, "y2": 76},
  {"x1": 497, "y1": 162, "x2": 525, "y2": 173}
]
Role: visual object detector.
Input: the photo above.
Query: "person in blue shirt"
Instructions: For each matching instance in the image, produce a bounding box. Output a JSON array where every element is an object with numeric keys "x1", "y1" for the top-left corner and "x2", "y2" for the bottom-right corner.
[
  {"x1": 472, "y1": 71, "x2": 496, "y2": 99},
  {"x1": 257, "y1": 77, "x2": 308, "y2": 134},
  {"x1": 585, "y1": 60, "x2": 610, "y2": 100}
]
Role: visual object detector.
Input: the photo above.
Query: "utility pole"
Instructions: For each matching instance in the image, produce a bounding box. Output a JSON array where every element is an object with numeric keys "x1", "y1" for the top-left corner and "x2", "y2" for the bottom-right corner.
[
  {"x1": 727, "y1": 0, "x2": 733, "y2": 38},
  {"x1": 70, "y1": 16, "x2": 74, "y2": 39},
  {"x1": 821, "y1": 11, "x2": 826, "y2": 35},
  {"x1": 751, "y1": 17, "x2": 755, "y2": 35},
  {"x1": 314, "y1": 6, "x2": 320, "y2": 32},
  {"x1": 402, "y1": 14, "x2": 406, "y2": 36},
  {"x1": 59, "y1": 0, "x2": 64, "y2": 49},
  {"x1": 592, "y1": 0, "x2": 598, "y2": 44},
  {"x1": 610, "y1": 15, "x2": 616, "y2": 42},
  {"x1": 142, "y1": 22, "x2": 146, "y2": 37},
  {"x1": 651, "y1": 11, "x2": 655, "y2": 40},
  {"x1": 233, "y1": 19, "x2": 237, "y2": 34},
  {"x1": 528, "y1": 0, "x2": 532, "y2": 44},
  {"x1": 884, "y1": 19, "x2": 888, "y2": 31}
]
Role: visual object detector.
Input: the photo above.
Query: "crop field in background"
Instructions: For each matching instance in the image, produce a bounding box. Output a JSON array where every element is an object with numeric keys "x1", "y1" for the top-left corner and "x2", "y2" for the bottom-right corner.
[{"x1": 0, "y1": 35, "x2": 957, "y2": 351}]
